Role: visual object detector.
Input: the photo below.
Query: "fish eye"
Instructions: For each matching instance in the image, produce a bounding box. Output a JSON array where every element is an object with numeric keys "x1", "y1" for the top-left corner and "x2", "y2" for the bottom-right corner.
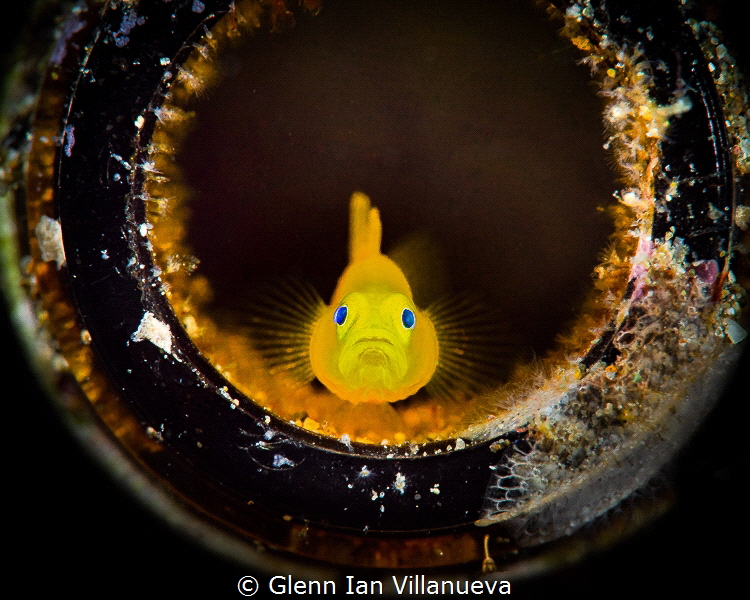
[
  {"x1": 401, "y1": 308, "x2": 415, "y2": 329},
  {"x1": 334, "y1": 305, "x2": 348, "y2": 326}
]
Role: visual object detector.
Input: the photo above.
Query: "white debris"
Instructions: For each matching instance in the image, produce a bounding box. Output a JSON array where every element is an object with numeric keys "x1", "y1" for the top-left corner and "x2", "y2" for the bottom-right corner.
[
  {"x1": 63, "y1": 124, "x2": 75, "y2": 157},
  {"x1": 393, "y1": 472, "x2": 406, "y2": 494},
  {"x1": 131, "y1": 312, "x2": 173, "y2": 354},
  {"x1": 35, "y1": 215, "x2": 66, "y2": 268},
  {"x1": 725, "y1": 320, "x2": 748, "y2": 344},
  {"x1": 273, "y1": 454, "x2": 296, "y2": 468}
]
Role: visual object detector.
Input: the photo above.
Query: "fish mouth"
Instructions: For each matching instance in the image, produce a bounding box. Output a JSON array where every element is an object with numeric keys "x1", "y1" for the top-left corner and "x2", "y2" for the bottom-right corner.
[
  {"x1": 355, "y1": 336, "x2": 393, "y2": 346},
  {"x1": 349, "y1": 328, "x2": 399, "y2": 348},
  {"x1": 339, "y1": 331, "x2": 407, "y2": 389}
]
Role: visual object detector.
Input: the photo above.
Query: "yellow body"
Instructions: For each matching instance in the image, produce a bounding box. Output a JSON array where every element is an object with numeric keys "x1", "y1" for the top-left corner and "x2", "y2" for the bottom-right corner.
[{"x1": 309, "y1": 193, "x2": 439, "y2": 403}]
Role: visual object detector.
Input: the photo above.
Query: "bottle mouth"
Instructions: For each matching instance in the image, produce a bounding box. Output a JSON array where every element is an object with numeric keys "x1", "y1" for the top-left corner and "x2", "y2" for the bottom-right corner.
[{"x1": 143, "y1": 0, "x2": 616, "y2": 445}]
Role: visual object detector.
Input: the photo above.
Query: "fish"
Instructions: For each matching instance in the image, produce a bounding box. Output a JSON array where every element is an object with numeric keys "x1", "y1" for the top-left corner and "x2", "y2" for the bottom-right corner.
[
  {"x1": 308, "y1": 192, "x2": 439, "y2": 403},
  {"x1": 247, "y1": 192, "x2": 509, "y2": 405}
]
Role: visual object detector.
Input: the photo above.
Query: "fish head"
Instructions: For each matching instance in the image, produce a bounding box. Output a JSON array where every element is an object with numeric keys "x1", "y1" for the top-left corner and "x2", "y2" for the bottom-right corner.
[{"x1": 310, "y1": 290, "x2": 439, "y2": 403}]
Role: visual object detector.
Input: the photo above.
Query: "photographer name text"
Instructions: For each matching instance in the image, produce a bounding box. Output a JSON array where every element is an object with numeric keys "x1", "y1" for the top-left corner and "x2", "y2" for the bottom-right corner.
[{"x1": 264, "y1": 574, "x2": 511, "y2": 595}]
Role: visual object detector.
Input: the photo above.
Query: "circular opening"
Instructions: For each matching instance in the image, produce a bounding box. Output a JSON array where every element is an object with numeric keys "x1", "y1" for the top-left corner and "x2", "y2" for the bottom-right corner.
[{"x1": 147, "y1": 0, "x2": 616, "y2": 444}]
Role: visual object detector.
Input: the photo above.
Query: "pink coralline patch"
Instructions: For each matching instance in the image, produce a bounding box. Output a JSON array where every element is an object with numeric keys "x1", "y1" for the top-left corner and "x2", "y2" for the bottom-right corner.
[
  {"x1": 634, "y1": 236, "x2": 654, "y2": 259},
  {"x1": 692, "y1": 259, "x2": 719, "y2": 285},
  {"x1": 50, "y1": 14, "x2": 86, "y2": 65},
  {"x1": 630, "y1": 267, "x2": 647, "y2": 301},
  {"x1": 629, "y1": 236, "x2": 653, "y2": 300}
]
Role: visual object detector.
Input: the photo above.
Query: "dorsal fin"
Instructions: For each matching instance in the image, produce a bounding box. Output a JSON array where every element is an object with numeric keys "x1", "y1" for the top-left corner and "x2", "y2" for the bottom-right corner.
[{"x1": 349, "y1": 192, "x2": 382, "y2": 263}]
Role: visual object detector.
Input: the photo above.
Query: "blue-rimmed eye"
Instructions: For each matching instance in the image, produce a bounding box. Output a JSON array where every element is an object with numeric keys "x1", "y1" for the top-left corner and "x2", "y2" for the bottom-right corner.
[
  {"x1": 333, "y1": 305, "x2": 348, "y2": 326},
  {"x1": 401, "y1": 308, "x2": 415, "y2": 329}
]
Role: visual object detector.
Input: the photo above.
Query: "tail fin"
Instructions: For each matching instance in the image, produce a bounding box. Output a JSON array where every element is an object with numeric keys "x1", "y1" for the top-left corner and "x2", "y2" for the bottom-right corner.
[{"x1": 349, "y1": 192, "x2": 382, "y2": 263}]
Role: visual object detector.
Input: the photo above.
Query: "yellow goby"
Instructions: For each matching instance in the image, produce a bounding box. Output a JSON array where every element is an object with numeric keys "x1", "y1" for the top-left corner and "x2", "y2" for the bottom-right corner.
[
  {"x1": 309, "y1": 193, "x2": 439, "y2": 404},
  {"x1": 247, "y1": 192, "x2": 506, "y2": 406}
]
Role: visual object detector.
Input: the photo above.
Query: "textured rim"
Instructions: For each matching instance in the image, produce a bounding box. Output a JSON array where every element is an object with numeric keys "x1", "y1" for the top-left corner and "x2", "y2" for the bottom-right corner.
[{"x1": 9, "y1": 0, "x2": 740, "y2": 572}]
